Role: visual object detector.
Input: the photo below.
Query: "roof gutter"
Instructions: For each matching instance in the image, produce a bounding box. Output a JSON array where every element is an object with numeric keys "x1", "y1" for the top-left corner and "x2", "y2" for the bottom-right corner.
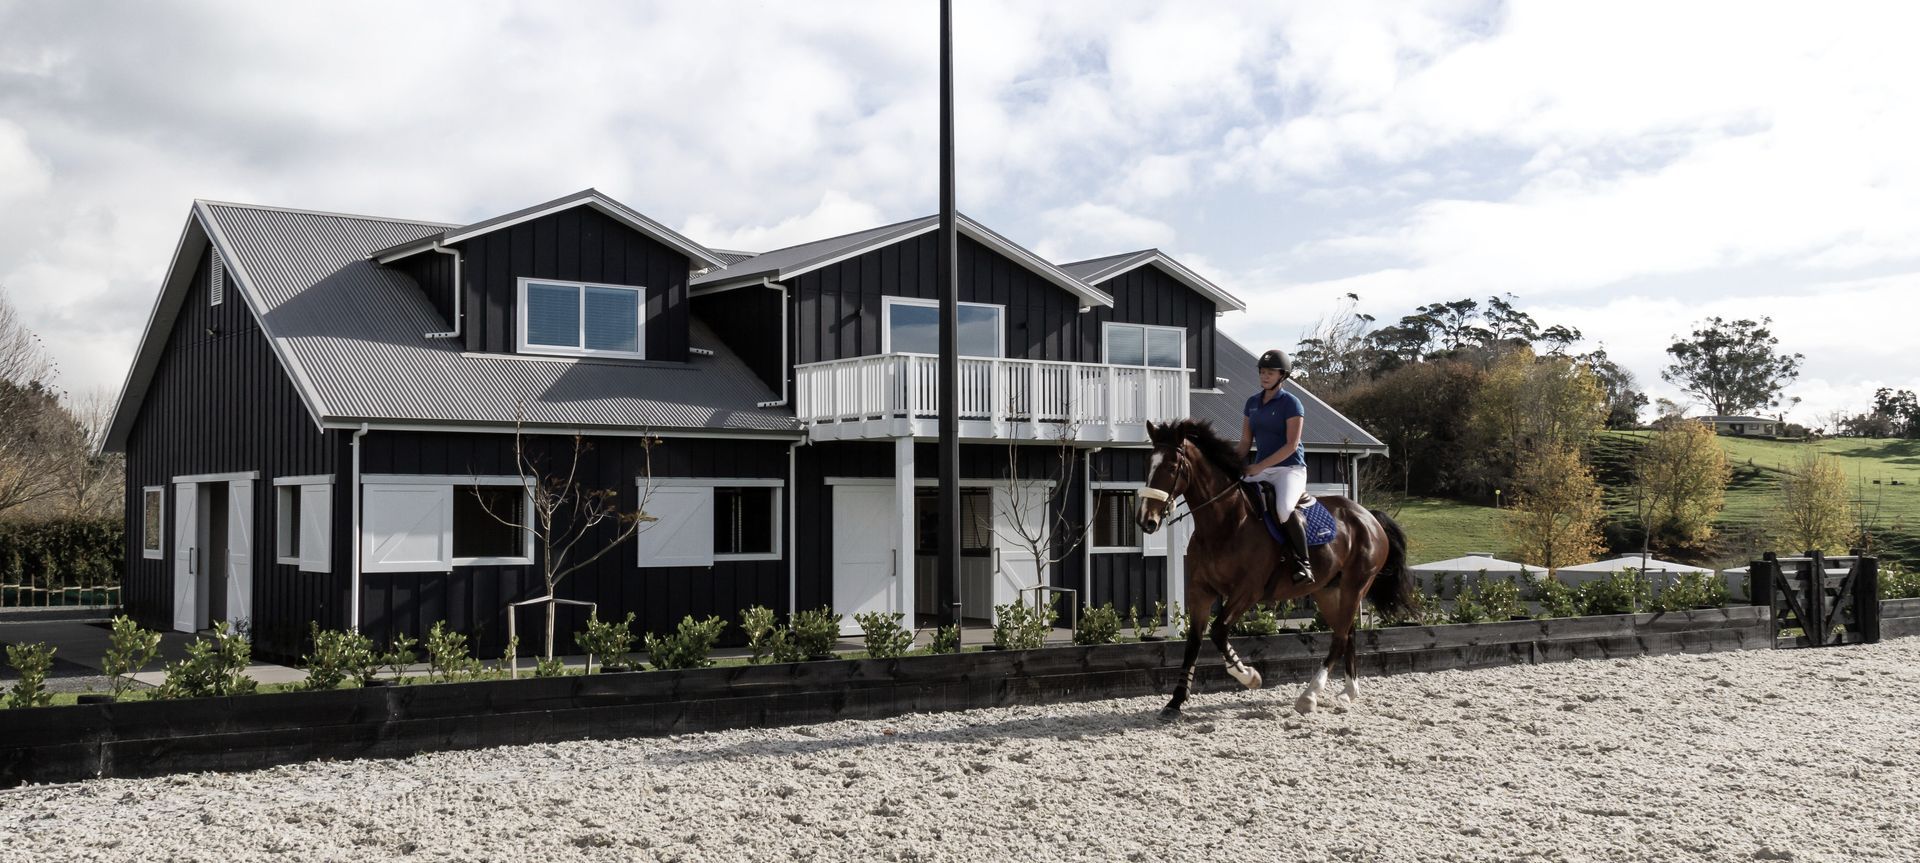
[
  {"x1": 423, "y1": 243, "x2": 464, "y2": 340},
  {"x1": 756, "y1": 279, "x2": 790, "y2": 408}
]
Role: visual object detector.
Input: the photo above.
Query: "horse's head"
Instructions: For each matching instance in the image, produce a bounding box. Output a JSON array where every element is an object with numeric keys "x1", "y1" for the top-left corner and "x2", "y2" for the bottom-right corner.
[{"x1": 1137, "y1": 421, "x2": 1196, "y2": 535}]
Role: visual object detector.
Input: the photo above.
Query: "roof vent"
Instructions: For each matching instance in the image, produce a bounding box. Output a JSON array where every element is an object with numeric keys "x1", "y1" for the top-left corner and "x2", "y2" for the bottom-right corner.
[{"x1": 210, "y1": 252, "x2": 225, "y2": 306}]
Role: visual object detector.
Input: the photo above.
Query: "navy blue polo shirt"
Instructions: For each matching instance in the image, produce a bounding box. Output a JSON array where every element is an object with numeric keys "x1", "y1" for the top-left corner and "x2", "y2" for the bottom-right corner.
[{"x1": 1245, "y1": 389, "x2": 1306, "y2": 467}]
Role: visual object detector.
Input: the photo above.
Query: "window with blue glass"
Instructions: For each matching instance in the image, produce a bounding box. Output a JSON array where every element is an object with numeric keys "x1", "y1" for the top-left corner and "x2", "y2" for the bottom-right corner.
[{"x1": 517, "y1": 278, "x2": 647, "y2": 358}]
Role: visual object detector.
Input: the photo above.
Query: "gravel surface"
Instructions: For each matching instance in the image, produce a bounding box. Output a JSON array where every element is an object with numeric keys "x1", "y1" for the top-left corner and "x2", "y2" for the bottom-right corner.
[{"x1": 4, "y1": 640, "x2": 1918, "y2": 863}]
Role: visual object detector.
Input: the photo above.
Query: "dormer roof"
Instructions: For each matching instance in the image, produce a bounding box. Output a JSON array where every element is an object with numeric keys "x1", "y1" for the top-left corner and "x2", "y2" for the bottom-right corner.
[{"x1": 369, "y1": 188, "x2": 729, "y2": 269}]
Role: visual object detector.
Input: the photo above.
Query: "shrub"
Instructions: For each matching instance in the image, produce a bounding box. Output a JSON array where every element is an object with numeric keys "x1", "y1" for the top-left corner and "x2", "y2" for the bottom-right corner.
[
  {"x1": 1072, "y1": 603, "x2": 1122, "y2": 645},
  {"x1": 1169, "y1": 601, "x2": 1188, "y2": 640},
  {"x1": 103, "y1": 615, "x2": 161, "y2": 698},
  {"x1": 0, "y1": 518, "x2": 123, "y2": 603},
  {"x1": 1231, "y1": 603, "x2": 1281, "y2": 636},
  {"x1": 1877, "y1": 560, "x2": 1918, "y2": 600},
  {"x1": 789, "y1": 606, "x2": 840, "y2": 659},
  {"x1": 575, "y1": 612, "x2": 637, "y2": 672},
  {"x1": 645, "y1": 615, "x2": 727, "y2": 670},
  {"x1": 740, "y1": 605, "x2": 787, "y2": 664},
  {"x1": 992, "y1": 599, "x2": 1056, "y2": 650},
  {"x1": 929, "y1": 623, "x2": 962, "y2": 654},
  {"x1": 378, "y1": 634, "x2": 419, "y2": 682},
  {"x1": 1447, "y1": 585, "x2": 1489, "y2": 624},
  {"x1": 1579, "y1": 570, "x2": 1649, "y2": 616},
  {"x1": 155, "y1": 622, "x2": 256, "y2": 699},
  {"x1": 425, "y1": 621, "x2": 480, "y2": 683},
  {"x1": 1456, "y1": 577, "x2": 1525, "y2": 623},
  {"x1": 533, "y1": 656, "x2": 569, "y2": 678},
  {"x1": 1132, "y1": 601, "x2": 1166, "y2": 641},
  {"x1": 1535, "y1": 577, "x2": 1581, "y2": 619},
  {"x1": 854, "y1": 611, "x2": 915, "y2": 659},
  {"x1": 302, "y1": 623, "x2": 378, "y2": 690},
  {"x1": 495, "y1": 634, "x2": 519, "y2": 678},
  {"x1": 4, "y1": 642, "x2": 55, "y2": 709},
  {"x1": 1653, "y1": 572, "x2": 1728, "y2": 612}
]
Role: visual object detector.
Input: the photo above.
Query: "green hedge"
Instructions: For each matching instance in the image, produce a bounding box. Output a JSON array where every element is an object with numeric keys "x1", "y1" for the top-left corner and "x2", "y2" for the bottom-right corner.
[{"x1": 0, "y1": 518, "x2": 124, "y2": 590}]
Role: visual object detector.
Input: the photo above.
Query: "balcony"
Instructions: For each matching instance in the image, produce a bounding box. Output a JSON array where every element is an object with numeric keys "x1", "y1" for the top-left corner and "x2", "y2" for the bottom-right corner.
[{"x1": 795, "y1": 354, "x2": 1189, "y2": 443}]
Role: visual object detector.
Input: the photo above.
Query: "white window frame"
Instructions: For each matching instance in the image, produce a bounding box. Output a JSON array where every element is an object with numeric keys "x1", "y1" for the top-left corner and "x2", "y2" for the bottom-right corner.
[
  {"x1": 515, "y1": 276, "x2": 648, "y2": 360},
  {"x1": 361, "y1": 475, "x2": 535, "y2": 570},
  {"x1": 881, "y1": 296, "x2": 1005, "y2": 358},
  {"x1": 276, "y1": 485, "x2": 301, "y2": 565},
  {"x1": 1101, "y1": 322, "x2": 1188, "y2": 369},
  {"x1": 1088, "y1": 481, "x2": 1144, "y2": 554},
  {"x1": 636, "y1": 477, "x2": 785, "y2": 566},
  {"x1": 273, "y1": 475, "x2": 333, "y2": 570},
  {"x1": 142, "y1": 486, "x2": 164, "y2": 560}
]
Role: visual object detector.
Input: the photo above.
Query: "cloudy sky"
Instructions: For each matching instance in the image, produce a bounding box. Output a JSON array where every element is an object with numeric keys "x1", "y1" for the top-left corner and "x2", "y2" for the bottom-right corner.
[{"x1": 2, "y1": 0, "x2": 1915, "y2": 425}]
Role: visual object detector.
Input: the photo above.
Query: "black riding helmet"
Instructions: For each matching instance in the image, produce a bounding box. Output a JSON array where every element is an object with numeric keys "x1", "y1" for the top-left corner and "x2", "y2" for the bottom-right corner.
[{"x1": 1257, "y1": 348, "x2": 1293, "y2": 377}]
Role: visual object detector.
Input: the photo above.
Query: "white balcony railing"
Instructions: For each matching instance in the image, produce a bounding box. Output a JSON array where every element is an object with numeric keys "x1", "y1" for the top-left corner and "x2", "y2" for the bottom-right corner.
[{"x1": 795, "y1": 354, "x2": 1189, "y2": 442}]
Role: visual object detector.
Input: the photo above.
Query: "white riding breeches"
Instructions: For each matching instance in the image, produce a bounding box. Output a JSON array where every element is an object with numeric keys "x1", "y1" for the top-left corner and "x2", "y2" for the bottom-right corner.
[{"x1": 1247, "y1": 464, "x2": 1308, "y2": 522}]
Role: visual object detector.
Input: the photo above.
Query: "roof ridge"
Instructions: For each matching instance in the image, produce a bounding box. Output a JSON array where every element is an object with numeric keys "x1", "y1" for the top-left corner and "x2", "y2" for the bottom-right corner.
[
  {"x1": 735, "y1": 213, "x2": 935, "y2": 259},
  {"x1": 196, "y1": 199, "x2": 461, "y2": 228}
]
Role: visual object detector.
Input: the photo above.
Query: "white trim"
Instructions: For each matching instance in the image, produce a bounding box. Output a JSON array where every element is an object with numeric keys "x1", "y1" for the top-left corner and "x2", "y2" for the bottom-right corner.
[
  {"x1": 273, "y1": 474, "x2": 333, "y2": 487},
  {"x1": 714, "y1": 485, "x2": 783, "y2": 561},
  {"x1": 644, "y1": 477, "x2": 785, "y2": 488},
  {"x1": 438, "y1": 193, "x2": 728, "y2": 269},
  {"x1": 1101, "y1": 321, "x2": 1187, "y2": 369},
  {"x1": 1073, "y1": 251, "x2": 1247, "y2": 312},
  {"x1": 275, "y1": 485, "x2": 300, "y2": 565},
  {"x1": 141, "y1": 486, "x2": 164, "y2": 560},
  {"x1": 881, "y1": 296, "x2": 1006, "y2": 358},
  {"x1": 515, "y1": 276, "x2": 648, "y2": 360},
  {"x1": 1087, "y1": 484, "x2": 1143, "y2": 555},
  {"x1": 449, "y1": 483, "x2": 537, "y2": 566},
  {"x1": 321, "y1": 420, "x2": 805, "y2": 440},
  {"x1": 171, "y1": 471, "x2": 260, "y2": 484},
  {"x1": 365, "y1": 473, "x2": 535, "y2": 486}
]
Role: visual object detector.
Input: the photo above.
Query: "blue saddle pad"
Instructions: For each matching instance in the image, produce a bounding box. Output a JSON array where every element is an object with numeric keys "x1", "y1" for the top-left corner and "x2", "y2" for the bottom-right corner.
[{"x1": 1250, "y1": 487, "x2": 1339, "y2": 547}]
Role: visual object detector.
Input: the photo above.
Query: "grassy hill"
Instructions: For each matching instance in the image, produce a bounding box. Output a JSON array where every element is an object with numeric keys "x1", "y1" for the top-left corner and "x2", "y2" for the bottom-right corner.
[{"x1": 1384, "y1": 435, "x2": 1920, "y2": 567}]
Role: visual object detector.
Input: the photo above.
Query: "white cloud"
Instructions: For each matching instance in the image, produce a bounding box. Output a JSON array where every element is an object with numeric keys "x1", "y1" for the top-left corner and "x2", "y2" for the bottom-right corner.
[
  {"x1": 1034, "y1": 203, "x2": 1176, "y2": 262},
  {"x1": 683, "y1": 191, "x2": 887, "y2": 254}
]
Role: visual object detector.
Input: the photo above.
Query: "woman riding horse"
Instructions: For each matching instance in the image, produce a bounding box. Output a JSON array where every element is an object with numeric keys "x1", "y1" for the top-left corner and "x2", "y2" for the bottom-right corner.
[{"x1": 1136, "y1": 418, "x2": 1417, "y2": 721}]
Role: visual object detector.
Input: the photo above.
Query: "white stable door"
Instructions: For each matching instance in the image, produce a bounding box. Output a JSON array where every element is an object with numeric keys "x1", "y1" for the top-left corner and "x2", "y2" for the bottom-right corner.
[
  {"x1": 172, "y1": 482, "x2": 199, "y2": 632},
  {"x1": 833, "y1": 485, "x2": 897, "y2": 636},
  {"x1": 226, "y1": 479, "x2": 253, "y2": 629},
  {"x1": 991, "y1": 482, "x2": 1049, "y2": 612}
]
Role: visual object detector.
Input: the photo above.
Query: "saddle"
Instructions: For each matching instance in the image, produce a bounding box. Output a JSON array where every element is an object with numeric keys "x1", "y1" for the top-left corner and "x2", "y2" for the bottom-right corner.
[{"x1": 1247, "y1": 482, "x2": 1339, "y2": 548}]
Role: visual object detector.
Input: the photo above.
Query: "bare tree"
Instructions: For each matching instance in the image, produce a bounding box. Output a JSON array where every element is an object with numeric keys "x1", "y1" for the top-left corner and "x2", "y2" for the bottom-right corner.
[
  {"x1": 994, "y1": 424, "x2": 1095, "y2": 616},
  {"x1": 46, "y1": 387, "x2": 123, "y2": 519},
  {"x1": 476, "y1": 421, "x2": 659, "y2": 660},
  {"x1": 0, "y1": 286, "x2": 54, "y2": 388}
]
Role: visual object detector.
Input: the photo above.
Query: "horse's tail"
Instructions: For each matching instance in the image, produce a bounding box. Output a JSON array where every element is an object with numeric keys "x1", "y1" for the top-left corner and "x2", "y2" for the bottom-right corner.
[{"x1": 1366, "y1": 509, "x2": 1418, "y2": 620}]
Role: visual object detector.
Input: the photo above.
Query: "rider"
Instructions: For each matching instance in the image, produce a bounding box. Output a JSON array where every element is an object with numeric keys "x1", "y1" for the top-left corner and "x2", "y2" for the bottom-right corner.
[{"x1": 1239, "y1": 349, "x2": 1312, "y2": 584}]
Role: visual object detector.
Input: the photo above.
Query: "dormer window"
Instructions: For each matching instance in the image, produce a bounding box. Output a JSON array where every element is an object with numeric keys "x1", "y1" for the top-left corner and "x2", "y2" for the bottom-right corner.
[{"x1": 517, "y1": 277, "x2": 646, "y2": 359}]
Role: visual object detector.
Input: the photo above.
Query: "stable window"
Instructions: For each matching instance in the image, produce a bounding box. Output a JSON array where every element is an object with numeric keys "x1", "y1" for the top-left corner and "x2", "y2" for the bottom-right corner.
[
  {"x1": 361, "y1": 477, "x2": 531, "y2": 572},
  {"x1": 1090, "y1": 489, "x2": 1141, "y2": 552},
  {"x1": 913, "y1": 488, "x2": 993, "y2": 554},
  {"x1": 1104, "y1": 323, "x2": 1185, "y2": 369},
  {"x1": 517, "y1": 277, "x2": 646, "y2": 359},
  {"x1": 275, "y1": 477, "x2": 333, "y2": 572},
  {"x1": 883, "y1": 297, "x2": 1003, "y2": 357},
  {"x1": 142, "y1": 487, "x2": 163, "y2": 560},
  {"x1": 637, "y1": 479, "x2": 785, "y2": 567}
]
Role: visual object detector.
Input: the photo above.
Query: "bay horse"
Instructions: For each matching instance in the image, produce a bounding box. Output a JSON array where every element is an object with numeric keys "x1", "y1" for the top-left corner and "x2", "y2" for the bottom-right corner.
[{"x1": 1136, "y1": 419, "x2": 1417, "y2": 721}]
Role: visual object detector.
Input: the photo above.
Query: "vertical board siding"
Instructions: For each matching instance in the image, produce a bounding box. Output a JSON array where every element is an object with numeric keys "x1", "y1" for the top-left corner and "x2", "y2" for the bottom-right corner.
[
  {"x1": 122, "y1": 245, "x2": 342, "y2": 661},
  {"x1": 355, "y1": 432, "x2": 789, "y2": 654},
  {"x1": 1087, "y1": 448, "x2": 1168, "y2": 612},
  {"x1": 692, "y1": 288, "x2": 785, "y2": 394},
  {"x1": 792, "y1": 233, "x2": 1084, "y2": 365},
  {"x1": 456, "y1": 206, "x2": 691, "y2": 362},
  {"x1": 1083, "y1": 265, "x2": 1218, "y2": 390},
  {"x1": 393, "y1": 248, "x2": 455, "y2": 332}
]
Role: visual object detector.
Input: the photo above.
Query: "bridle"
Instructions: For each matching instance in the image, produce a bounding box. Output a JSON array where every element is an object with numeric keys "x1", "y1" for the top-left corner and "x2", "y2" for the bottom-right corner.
[{"x1": 1138, "y1": 442, "x2": 1245, "y2": 529}]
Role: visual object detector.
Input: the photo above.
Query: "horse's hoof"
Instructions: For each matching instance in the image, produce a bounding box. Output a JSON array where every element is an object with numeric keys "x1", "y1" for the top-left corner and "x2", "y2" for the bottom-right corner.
[
  {"x1": 1226, "y1": 664, "x2": 1262, "y2": 690},
  {"x1": 1157, "y1": 707, "x2": 1183, "y2": 723},
  {"x1": 1294, "y1": 694, "x2": 1317, "y2": 714},
  {"x1": 1245, "y1": 669, "x2": 1263, "y2": 690}
]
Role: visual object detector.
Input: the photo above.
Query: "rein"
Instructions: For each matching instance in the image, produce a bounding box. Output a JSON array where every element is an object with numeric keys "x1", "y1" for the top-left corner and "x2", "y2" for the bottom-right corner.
[{"x1": 1139, "y1": 449, "x2": 1247, "y2": 528}]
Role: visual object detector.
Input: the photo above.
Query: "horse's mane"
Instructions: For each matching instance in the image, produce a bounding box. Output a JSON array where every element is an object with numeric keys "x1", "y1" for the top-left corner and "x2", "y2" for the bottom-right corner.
[{"x1": 1148, "y1": 419, "x2": 1245, "y2": 480}]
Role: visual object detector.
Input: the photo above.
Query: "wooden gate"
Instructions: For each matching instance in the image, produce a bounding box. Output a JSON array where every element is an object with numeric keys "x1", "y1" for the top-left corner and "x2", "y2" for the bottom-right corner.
[{"x1": 1747, "y1": 551, "x2": 1881, "y2": 647}]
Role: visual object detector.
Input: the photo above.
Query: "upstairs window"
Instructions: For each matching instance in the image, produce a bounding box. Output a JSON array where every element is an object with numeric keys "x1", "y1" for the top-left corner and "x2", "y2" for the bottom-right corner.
[
  {"x1": 883, "y1": 297, "x2": 1003, "y2": 357},
  {"x1": 1104, "y1": 323, "x2": 1185, "y2": 369},
  {"x1": 517, "y1": 278, "x2": 646, "y2": 359}
]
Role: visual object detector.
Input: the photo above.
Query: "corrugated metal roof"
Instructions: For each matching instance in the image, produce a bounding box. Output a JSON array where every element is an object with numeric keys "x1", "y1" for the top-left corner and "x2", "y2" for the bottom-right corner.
[
  {"x1": 1058, "y1": 249, "x2": 1247, "y2": 312},
  {"x1": 201, "y1": 202, "x2": 801, "y2": 435},
  {"x1": 367, "y1": 188, "x2": 728, "y2": 269},
  {"x1": 1058, "y1": 250, "x2": 1154, "y2": 283},
  {"x1": 1190, "y1": 333, "x2": 1387, "y2": 451}
]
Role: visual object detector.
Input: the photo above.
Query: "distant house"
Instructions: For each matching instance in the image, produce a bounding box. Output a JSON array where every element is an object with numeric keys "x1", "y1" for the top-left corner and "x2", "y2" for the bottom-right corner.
[
  {"x1": 1697, "y1": 415, "x2": 1779, "y2": 437},
  {"x1": 104, "y1": 189, "x2": 1387, "y2": 660}
]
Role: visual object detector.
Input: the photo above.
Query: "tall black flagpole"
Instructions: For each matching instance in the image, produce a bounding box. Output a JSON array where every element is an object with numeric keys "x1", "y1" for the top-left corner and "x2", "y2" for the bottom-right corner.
[{"x1": 936, "y1": 0, "x2": 962, "y2": 627}]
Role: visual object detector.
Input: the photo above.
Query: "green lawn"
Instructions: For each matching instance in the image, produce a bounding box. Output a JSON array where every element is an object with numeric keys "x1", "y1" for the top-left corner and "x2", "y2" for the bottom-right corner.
[{"x1": 1381, "y1": 436, "x2": 1920, "y2": 567}]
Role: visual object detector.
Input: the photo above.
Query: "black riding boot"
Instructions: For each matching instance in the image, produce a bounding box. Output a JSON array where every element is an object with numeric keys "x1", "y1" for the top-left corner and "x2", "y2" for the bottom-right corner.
[{"x1": 1284, "y1": 511, "x2": 1314, "y2": 584}]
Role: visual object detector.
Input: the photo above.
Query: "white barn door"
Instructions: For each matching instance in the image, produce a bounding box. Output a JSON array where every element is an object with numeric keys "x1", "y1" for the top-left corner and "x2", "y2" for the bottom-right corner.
[
  {"x1": 226, "y1": 479, "x2": 253, "y2": 629},
  {"x1": 172, "y1": 482, "x2": 199, "y2": 632},
  {"x1": 992, "y1": 482, "x2": 1049, "y2": 612},
  {"x1": 833, "y1": 485, "x2": 896, "y2": 636}
]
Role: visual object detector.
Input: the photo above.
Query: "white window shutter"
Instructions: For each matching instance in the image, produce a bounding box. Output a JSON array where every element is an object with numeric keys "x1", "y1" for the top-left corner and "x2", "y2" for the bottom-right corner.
[
  {"x1": 299, "y1": 484, "x2": 333, "y2": 573},
  {"x1": 362, "y1": 485, "x2": 452, "y2": 573},
  {"x1": 636, "y1": 486, "x2": 714, "y2": 568}
]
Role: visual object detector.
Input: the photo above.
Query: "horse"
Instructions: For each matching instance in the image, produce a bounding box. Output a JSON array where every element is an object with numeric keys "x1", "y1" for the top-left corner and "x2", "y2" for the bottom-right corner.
[{"x1": 1136, "y1": 419, "x2": 1417, "y2": 721}]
